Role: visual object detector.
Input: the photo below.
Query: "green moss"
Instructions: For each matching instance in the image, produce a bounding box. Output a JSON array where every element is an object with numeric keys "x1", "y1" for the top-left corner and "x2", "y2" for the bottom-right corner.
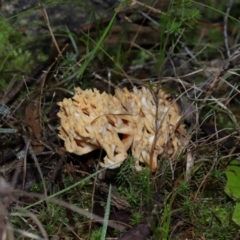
[
  {"x1": 0, "y1": 16, "x2": 43, "y2": 90},
  {"x1": 116, "y1": 156, "x2": 152, "y2": 208}
]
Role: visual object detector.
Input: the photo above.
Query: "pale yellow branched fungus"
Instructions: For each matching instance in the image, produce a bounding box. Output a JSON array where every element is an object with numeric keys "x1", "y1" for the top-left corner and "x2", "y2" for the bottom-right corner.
[{"x1": 57, "y1": 86, "x2": 188, "y2": 171}]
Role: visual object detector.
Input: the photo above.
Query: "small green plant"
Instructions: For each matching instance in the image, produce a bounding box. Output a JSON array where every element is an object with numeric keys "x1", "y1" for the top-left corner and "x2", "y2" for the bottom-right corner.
[
  {"x1": 116, "y1": 156, "x2": 152, "y2": 208},
  {"x1": 30, "y1": 181, "x2": 44, "y2": 193},
  {"x1": 90, "y1": 228, "x2": 102, "y2": 240},
  {"x1": 181, "y1": 197, "x2": 193, "y2": 213},
  {"x1": 38, "y1": 203, "x2": 68, "y2": 235},
  {"x1": 132, "y1": 49, "x2": 152, "y2": 66},
  {"x1": 157, "y1": 203, "x2": 171, "y2": 240},
  {"x1": 212, "y1": 168, "x2": 225, "y2": 181},
  {"x1": 130, "y1": 212, "x2": 142, "y2": 225},
  {"x1": 177, "y1": 179, "x2": 191, "y2": 194}
]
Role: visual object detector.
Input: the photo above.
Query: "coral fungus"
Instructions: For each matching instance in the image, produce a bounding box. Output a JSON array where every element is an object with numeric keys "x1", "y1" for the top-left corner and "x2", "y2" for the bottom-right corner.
[{"x1": 57, "y1": 86, "x2": 188, "y2": 171}]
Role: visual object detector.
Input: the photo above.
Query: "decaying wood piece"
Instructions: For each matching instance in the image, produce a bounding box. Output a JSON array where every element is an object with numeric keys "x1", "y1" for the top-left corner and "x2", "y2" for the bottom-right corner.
[{"x1": 97, "y1": 183, "x2": 131, "y2": 210}]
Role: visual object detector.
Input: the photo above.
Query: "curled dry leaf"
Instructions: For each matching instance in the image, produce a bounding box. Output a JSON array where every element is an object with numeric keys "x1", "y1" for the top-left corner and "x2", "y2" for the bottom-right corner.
[{"x1": 57, "y1": 86, "x2": 188, "y2": 171}]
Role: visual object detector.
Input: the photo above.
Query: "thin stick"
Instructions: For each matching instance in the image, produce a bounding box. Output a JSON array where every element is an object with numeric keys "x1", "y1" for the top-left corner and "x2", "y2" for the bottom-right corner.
[
  {"x1": 39, "y1": 3, "x2": 62, "y2": 57},
  {"x1": 131, "y1": 0, "x2": 167, "y2": 15}
]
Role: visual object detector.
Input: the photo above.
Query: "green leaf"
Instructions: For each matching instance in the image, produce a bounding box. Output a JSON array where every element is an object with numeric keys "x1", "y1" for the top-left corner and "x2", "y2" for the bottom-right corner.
[
  {"x1": 233, "y1": 203, "x2": 240, "y2": 226},
  {"x1": 225, "y1": 160, "x2": 240, "y2": 199},
  {"x1": 225, "y1": 160, "x2": 240, "y2": 226}
]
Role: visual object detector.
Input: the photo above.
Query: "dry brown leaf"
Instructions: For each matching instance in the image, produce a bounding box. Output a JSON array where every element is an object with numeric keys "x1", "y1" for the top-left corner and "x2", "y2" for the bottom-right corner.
[{"x1": 25, "y1": 91, "x2": 44, "y2": 154}]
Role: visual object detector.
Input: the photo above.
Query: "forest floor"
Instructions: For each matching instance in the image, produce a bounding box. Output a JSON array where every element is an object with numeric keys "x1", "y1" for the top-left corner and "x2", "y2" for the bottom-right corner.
[{"x1": 1, "y1": 0, "x2": 240, "y2": 239}]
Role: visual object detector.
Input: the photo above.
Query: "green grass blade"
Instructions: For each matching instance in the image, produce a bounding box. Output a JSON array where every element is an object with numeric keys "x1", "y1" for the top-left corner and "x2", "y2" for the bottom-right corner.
[
  {"x1": 65, "y1": 26, "x2": 79, "y2": 56},
  {"x1": 24, "y1": 168, "x2": 106, "y2": 210},
  {"x1": 77, "y1": 12, "x2": 117, "y2": 78},
  {"x1": 101, "y1": 184, "x2": 112, "y2": 240}
]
